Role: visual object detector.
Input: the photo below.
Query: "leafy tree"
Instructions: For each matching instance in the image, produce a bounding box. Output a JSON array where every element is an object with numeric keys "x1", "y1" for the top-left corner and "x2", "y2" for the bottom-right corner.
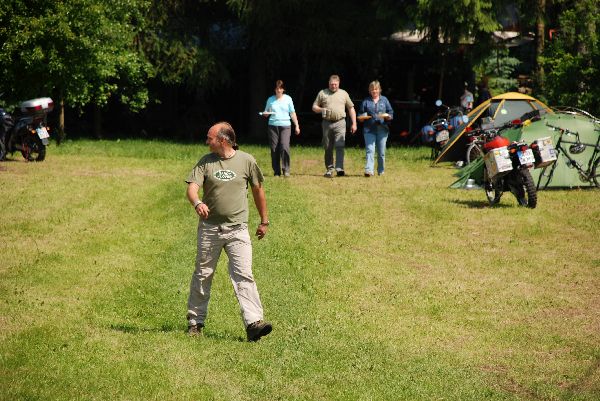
[
  {"x1": 140, "y1": 0, "x2": 231, "y2": 89},
  {"x1": 403, "y1": 0, "x2": 500, "y2": 98},
  {"x1": 541, "y1": 0, "x2": 600, "y2": 114},
  {"x1": 0, "y1": 0, "x2": 153, "y2": 138},
  {"x1": 408, "y1": 0, "x2": 499, "y2": 44},
  {"x1": 473, "y1": 47, "x2": 520, "y2": 96}
]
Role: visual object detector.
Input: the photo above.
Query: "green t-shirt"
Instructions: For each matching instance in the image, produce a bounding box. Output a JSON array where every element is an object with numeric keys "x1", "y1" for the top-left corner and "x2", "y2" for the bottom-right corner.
[{"x1": 186, "y1": 150, "x2": 264, "y2": 225}]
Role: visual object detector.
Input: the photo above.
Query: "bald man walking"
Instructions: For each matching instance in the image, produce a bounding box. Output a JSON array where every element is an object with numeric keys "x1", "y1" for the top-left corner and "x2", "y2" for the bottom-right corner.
[{"x1": 185, "y1": 122, "x2": 272, "y2": 342}]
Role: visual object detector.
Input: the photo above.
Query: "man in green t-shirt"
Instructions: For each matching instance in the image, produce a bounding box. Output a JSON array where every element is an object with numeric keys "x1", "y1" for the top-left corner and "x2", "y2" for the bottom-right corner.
[
  {"x1": 312, "y1": 74, "x2": 357, "y2": 177},
  {"x1": 185, "y1": 122, "x2": 272, "y2": 342}
]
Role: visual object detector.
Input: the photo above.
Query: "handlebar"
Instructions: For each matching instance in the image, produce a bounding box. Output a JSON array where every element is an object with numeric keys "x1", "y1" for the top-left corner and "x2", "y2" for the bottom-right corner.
[{"x1": 545, "y1": 122, "x2": 578, "y2": 136}]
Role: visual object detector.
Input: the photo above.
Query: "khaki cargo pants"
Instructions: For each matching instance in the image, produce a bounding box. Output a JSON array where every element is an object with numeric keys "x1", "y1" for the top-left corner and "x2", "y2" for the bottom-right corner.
[{"x1": 187, "y1": 222, "x2": 264, "y2": 328}]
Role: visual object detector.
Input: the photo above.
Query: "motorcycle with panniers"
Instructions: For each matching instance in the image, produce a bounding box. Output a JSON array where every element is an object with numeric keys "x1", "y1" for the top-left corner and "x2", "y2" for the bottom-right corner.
[
  {"x1": 478, "y1": 120, "x2": 555, "y2": 209},
  {"x1": 0, "y1": 97, "x2": 53, "y2": 162}
]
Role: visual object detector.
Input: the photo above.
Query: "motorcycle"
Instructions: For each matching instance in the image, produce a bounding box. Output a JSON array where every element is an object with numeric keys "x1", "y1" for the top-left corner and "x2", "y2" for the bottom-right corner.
[
  {"x1": 480, "y1": 123, "x2": 538, "y2": 208},
  {"x1": 0, "y1": 97, "x2": 53, "y2": 162},
  {"x1": 421, "y1": 100, "x2": 468, "y2": 159}
]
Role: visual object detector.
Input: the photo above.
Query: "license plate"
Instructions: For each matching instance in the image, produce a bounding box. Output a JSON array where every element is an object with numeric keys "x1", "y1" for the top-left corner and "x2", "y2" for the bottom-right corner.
[
  {"x1": 517, "y1": 149, "x2": 535, "y2": 165},
  {"x1": 36, "y1": 126, "x2": 49, "y2": 139},
  {"x1": 436, "y1": 130, "x2": 449, "y2": 142}
]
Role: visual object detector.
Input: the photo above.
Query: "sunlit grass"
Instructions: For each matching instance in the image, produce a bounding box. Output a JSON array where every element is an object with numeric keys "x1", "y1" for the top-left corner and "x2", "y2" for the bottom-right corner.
[{"x1": 1, "y1": 139, "x2": 598, "y2": 400}]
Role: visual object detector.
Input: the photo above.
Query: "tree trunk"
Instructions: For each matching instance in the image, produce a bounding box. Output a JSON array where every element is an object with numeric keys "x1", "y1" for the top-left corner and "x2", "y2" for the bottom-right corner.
[
  {"x1": 93, "y1": 104, "x2": 102, "y2": 139},
  {"x1": 57, "y1": 97, "x2": 66, "y2": 145},
  {"x1": 248, "y1": 48, "x2": 266, "y2": 141},
  {"x1": 535, "y1": 0, "x2": 546, "y2": 92},
  {"x1": 437, "y1": 55, "x2": 446, "y2": 100},
  {"x1": 295, "y1": 53, "x2": 308, "y2": 111}
]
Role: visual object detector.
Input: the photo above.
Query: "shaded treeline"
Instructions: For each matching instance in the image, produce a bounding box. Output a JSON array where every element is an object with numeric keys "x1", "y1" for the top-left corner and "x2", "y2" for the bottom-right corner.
[{"x1": 0, "y1": 0, "x2": 597, "y2": 143}]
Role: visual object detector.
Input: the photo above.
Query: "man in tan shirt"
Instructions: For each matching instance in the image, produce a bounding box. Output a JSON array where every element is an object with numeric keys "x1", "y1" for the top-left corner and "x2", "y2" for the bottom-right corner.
[{"x1": 312, "y1": 75, "x2": 357, "y2": 177}]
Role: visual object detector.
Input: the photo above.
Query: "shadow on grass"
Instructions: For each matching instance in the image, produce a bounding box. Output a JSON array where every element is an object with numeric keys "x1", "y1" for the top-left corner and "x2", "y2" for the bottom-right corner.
[
  {"x1": 449, "y1": 199, "x2": 512, "y2": 209},
  {"x1": 110, "y1": 322, "x2": 180, "y2": 334},
  {"x1": 110, "y1": 323, "x2": 246, "y2": 342}
]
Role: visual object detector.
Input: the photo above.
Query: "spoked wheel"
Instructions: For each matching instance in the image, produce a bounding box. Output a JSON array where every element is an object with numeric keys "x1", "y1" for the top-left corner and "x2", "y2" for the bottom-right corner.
[
  {"x1": 509, "y1": 169, "x2": 537, "y2": 208},
  {"x1": 483, "y1": 167, "x2": 502, "y2": 206},
  {"x1": 466, "y1": 142, "x2": 483, "y2": 164},
  {"x1": 591, "y1": 157, "x2": 600, "y2": 188},
  {"x1": 21, "y1": 134, "x2": 46, "y2": 162}
]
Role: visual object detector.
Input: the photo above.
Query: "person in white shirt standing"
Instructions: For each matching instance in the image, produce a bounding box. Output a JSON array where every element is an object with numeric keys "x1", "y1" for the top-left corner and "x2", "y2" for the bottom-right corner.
[{"x1": 261, "y1": 80, "x2": 300, "y2": 177}]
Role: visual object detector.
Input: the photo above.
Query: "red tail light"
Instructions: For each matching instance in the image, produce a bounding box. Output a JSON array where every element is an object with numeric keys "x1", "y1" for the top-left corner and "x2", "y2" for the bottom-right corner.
[
  {"x1": 26, "y1": 105, "x2": 43, "y2": 113},
  {"x1": 465, "y1": 126, "x2": 473, "y2": 132}
]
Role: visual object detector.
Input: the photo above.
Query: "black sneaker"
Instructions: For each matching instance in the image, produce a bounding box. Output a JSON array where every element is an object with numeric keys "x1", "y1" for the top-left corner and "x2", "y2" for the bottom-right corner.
[
  {"x1": 324, "y1": 169, "x2": 333, "y2": 178},
  {"x1": 188, "y1": 324, "x2": 203, "y2": 337},
  {"x1": 246, "y1": 320, "x2": 272, "y2": 342},
  {"x1": 336, "y1": 169, "x2": 345, "y2": 177}
]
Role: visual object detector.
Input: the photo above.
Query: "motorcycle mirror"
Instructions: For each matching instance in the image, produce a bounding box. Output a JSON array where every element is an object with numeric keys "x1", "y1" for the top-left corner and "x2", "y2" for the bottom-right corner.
[{"x1": 435, "y1": 100, "x2": 442, "y2": 107}]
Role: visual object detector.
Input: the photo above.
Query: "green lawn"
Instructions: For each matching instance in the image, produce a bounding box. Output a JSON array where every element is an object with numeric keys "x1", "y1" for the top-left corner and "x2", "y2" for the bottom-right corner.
[{"x1": 1, "y1": 140, "x2": 598, "y2": 400}]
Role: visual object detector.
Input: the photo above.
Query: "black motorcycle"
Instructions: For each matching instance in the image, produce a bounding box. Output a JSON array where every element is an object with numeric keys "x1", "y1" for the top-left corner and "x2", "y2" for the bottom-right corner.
[{"x1": 0, "y1": 97, "x2": 53, "y2": 162}]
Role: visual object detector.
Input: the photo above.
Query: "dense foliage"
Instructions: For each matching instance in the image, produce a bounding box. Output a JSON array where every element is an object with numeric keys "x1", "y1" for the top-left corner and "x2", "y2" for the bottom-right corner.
[
  {"x1": 0, "y1": 0, "x2": 152, "y2": 111},
  {"x1": 1, "y1": 0, "x2": 599, "y2": 134},
  {"x1": 541, "y1": 0, "x2": 600, "y2": 115}
]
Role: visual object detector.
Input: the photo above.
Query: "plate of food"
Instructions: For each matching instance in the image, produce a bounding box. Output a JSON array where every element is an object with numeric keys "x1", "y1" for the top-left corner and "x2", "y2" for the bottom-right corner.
[
  {"x1": 378, "y1": 113, "x2": 391, "y2": 118},
  {"x1": 357, "y1": 114, "x2": 371, "y2": 121}
]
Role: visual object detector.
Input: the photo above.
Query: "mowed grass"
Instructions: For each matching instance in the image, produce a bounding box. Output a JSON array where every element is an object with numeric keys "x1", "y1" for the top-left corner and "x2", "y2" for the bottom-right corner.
[{"x1": 0, "y1": 139, "x2": 598, "y2": 401}]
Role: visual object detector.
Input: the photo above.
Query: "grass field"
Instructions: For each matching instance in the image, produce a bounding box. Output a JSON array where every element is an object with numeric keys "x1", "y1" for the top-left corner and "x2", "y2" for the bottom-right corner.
[{"x1": 1, "y1": 139, "x2": 598, "y2": 400}]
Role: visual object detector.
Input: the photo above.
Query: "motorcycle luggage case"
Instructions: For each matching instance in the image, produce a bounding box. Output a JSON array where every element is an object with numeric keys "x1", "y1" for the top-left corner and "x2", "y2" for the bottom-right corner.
[
  {"x1": 531, "y1": 136, "x2": 557, "y2": 168},
  {"x1": 484, "y1": 146, "x2": 513, "y2": 179},
  {"x1": 20, "y1": 97, "x2": 54, "y2": 116}
]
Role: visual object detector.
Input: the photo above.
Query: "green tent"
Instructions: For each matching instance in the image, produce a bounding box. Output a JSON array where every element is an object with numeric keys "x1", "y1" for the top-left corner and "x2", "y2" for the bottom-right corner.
[{"x1": 451, "y1": 111, "x2": 600, "y2": 189}]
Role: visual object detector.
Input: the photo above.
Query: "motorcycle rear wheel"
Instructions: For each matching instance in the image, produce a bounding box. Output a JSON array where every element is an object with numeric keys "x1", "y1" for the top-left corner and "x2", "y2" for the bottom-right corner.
[
  {"x1": 510, "y1": 169, "x2": 537, "y2": 208},
  {"x1": 21, "y1": 135, "x2": 46, "y2": 162},
  {"x1": 483, "y1": 167, "x2": 502, "y2": 205}
]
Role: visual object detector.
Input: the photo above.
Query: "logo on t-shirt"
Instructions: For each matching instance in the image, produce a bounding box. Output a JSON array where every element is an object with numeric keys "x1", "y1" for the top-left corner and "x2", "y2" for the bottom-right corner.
[{"x1": 214, "y1": 170, "x2": 237, "y2": 181}]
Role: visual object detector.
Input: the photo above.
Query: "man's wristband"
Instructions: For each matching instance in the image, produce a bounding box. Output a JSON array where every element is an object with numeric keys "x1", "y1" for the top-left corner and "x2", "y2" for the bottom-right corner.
[
  {"x1": 259, "y1": 221, "x2": 270, "y2": 226},
  {"x1": 193, "y1": 200, "x2": 203, "y2": 208}
]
